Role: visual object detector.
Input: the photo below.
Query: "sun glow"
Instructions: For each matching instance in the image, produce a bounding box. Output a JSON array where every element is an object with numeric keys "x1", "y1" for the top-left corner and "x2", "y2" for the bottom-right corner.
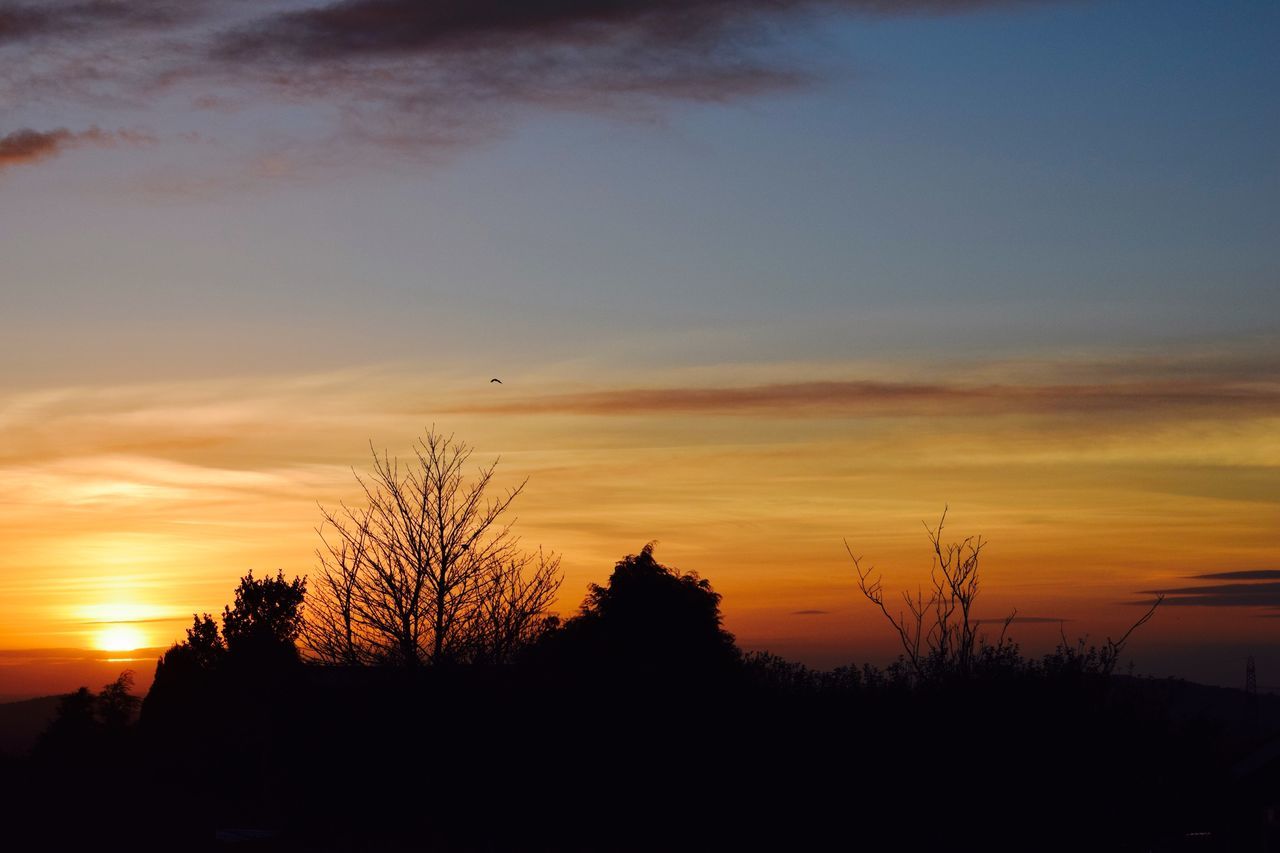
[
  {"x1": 95, "y1": 623, "x2": 148, "y2": 652},
  {"x1": 61, "y1": 591, "x2": 178, "y2": 655}
]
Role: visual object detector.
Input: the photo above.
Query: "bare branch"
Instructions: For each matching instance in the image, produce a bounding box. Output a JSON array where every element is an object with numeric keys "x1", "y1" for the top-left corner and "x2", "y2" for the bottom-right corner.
[{"x1": 305, "y1": 429, "x2": 563, "y2": 667}]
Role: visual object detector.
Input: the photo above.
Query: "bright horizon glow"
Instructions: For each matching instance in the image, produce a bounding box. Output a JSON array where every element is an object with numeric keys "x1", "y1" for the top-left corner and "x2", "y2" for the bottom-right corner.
[{"x1": 95, "y1": 624, "x2": 148, "y2": 653}]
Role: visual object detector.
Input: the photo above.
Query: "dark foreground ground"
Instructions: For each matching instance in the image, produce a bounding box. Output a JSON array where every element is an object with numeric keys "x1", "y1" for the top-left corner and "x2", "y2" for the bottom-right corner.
[{"x1": 3, "y1": 664, "x2": 1280, "y2": 852}]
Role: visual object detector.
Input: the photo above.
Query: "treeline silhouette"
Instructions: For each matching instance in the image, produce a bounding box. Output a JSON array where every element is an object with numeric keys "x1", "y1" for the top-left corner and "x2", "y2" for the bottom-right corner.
[
  {"x1": 1, "y1": 432, "x2": 1275, "y2": 850},
  {"x1": 0, "y1": 543, "x2": 1267, "y2": 851}
]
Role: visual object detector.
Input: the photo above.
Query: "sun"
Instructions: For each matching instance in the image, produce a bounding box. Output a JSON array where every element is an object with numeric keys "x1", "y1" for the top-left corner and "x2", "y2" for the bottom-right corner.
[
  {"x1": 79, "y1": 601, "x2": 168, "y2": 651},
  {"x1": 95, "y1": 623, "x2": 148, "y2": 652}
]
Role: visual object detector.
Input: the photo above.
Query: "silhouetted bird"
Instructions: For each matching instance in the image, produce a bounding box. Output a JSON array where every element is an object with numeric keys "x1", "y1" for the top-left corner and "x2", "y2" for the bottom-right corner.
[{"x1": 490, "y1": 378, "x2": 502, "y2": 384}]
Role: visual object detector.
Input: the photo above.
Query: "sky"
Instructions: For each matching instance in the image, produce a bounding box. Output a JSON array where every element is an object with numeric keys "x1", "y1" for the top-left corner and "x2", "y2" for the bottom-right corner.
[{"x1": 0, "y1": 0, "x2": 1277, "y2": 698}]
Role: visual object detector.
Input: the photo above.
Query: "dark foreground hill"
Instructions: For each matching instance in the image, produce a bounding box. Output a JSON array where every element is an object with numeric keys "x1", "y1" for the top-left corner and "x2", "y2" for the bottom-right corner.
[{"x1": 1, "y1": 661, "x2": 1273, "y2": 852}]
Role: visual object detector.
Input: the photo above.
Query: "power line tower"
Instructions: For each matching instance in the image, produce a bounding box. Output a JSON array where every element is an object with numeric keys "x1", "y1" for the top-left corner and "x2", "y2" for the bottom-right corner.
[{"x1": 1247, "y1": 655, "x2": 1259, "y2": 734}]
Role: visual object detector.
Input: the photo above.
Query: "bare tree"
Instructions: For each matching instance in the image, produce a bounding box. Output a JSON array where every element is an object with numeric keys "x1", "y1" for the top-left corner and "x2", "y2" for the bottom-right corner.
[
  {"x1": 849, "y1": 508, "x2": 1013, "y2": 681},
  {"x1": 307, "y1": 430, "x2": 562, "y2": 666},
  {"x1": 849, "y1": 508, "x2": 1161, "y2": 682},
  {"x1": 1048, "y1": 595, "x2": 1164, "y2": 678}
]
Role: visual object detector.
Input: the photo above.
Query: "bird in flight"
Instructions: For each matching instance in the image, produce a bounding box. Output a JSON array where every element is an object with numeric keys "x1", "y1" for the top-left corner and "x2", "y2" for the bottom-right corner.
[{"x1": 490, "y1": 378, "x2": 503, "y2": 384}]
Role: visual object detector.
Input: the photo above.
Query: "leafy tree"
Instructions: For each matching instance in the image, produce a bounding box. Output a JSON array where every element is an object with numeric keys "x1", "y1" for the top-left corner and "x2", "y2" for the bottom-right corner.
[
  {"x1": 185, "y1": 612, "x2": 225, "y2": 668},
  {"x1": 39, "y1": 687, "x2": 99, "y2": 748},
  {"x1": 96, "y1": 671, "x2": 141, "y2": 729},
  {"x1": 545, "y1": 543, "x2": 739, "y2": 679},
  {"x1": 145, "y1": 570, "x2": 306, "y2": 726},
  {"x1": 36, "y1": 672, "x2": 140, "y2": 759},
  {"x1": 222, "y1": 569, "x2": 307, "y2": 656}
]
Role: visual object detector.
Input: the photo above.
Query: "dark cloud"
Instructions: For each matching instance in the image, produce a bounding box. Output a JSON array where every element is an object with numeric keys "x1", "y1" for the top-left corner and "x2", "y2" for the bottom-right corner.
[
  {"x1": 0, "y1": 1, "x2": 189, "y2": 44},
  {"x1": 0, "y1": 4, "x2": 46, "y2": 42},
  {"x1": 1140, "y1": 590, "x2": 1280, "y2": 608},
  {"x1": 0, "y1": 0, "x2": 1065, "y2": 174},
  {"x1": 1001, "y1": 616, "x2": 1071, "y2": 624},
  {"x1": 451, "y1": 377, "x2": 1280, "y2": 418},
  {"x1": 215, "y1": 0, "x2": 1044, "y2": 63},
  {"x1": 1189, "y1": 570, "x2": 1280, "y2": 581},
  {"x1": 1132, "y1": 576, "x2": 1280, "y2": 611},
  {"x1": 0, "y1": 126, "x2": 151, "y2": 172},
  {"x1": 791, "y1": 609, "x2": 830, "y2": 615},
  {"x1": 206, "y1": 0, "x2": 1058, "y2": 120}
]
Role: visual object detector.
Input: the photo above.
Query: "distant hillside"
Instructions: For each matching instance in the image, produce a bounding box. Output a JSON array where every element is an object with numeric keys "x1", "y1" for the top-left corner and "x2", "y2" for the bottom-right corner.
[
  {"x1": 0, "y1": 695, "x2": 60, "y2": 756},
  {"x1": 0, "y1": 647, "x2": 161, "y2": 704},
  {"x1": 1113, "y1": 675, "x2": 1280, "y2": 744}
]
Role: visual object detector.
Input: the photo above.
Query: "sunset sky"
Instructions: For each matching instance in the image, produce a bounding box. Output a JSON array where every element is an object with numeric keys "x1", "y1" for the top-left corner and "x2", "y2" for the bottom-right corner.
[{"x1": 1, "y1": 0, "x2": 1276, "y2": 698}]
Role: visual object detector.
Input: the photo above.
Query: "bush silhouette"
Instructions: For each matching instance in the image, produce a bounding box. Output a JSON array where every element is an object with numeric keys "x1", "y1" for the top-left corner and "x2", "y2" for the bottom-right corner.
[
  {"x1": 35, "y1": 672, "x2": 140, "y2": 764},
  {"x1": 539, "y1": 543, "x2": 739, "y2": 683},
  {"x1": 35, "y1": 687, "x2": 98, "y2": 760},
  {"x1": 222, "y1": 569, "x2": 307, "y2": 662},
  {"x1": 147, "y1": 569, "x2": 305, "y2": 712}
]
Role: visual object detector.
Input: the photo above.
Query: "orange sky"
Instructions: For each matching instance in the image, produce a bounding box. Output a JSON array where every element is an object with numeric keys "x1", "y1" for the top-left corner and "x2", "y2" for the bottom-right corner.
[
  {"x1": 1, "y1": 0, "x2": 1277, "y2": 700},
  {"x1": 1, "y1": 347, "x2": 1276, "y2": 695}
]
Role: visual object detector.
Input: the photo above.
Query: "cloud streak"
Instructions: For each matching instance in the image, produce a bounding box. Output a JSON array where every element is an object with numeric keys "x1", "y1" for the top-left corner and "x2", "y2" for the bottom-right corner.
[
  {"x1": 1189, "y1": 570, "x2": 1280, "y2": 581},
  {"x1": 1001, "y1": 616, "x2": 1072, "y2": 624},
  {"x1": 452, "y1": 376, "x2": 1280, "y2": 418},
  {"x1": 0, "y1": 127, "x2": 151, "y2": 172},
  {"x1": 0, "y1": 1, "x2": 189, "y2": 44},
  {"x1": 1135, "y1": 572, "x2": 1280, "y2": 611}
]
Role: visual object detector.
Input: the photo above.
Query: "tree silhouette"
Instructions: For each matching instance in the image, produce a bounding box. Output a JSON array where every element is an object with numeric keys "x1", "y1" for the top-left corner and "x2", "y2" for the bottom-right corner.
[
  {"x1": 36, "y1": 686, "x2": 99, "y2": 756},
  {"x1": 850, "y1": 509, "x2": 1163, "y2": 683},
  {"x1": 222, "y1": 569, "x2": 307, "y2": 659},
  {"x1": 850, "y1": 509, "x2": 1014, "y2": 681},
  {"x1": 308, "y1": 429, "x2": 562, "y2": 666},
  {"x1": 96, "y1": 671, "x2": 141, "y2": 729},
  {"x1": 185, "y1": 612, "x2": 225, "y2": 667},
  {"x1": 35, "y1": 672, "x2": 140, "y2": 762},
  {"x1": 145, "y1": 570, "x2": 306, "y2": 726},
  {"x1": 543, "y1": 543, "x2": 739, "y2": 680}
]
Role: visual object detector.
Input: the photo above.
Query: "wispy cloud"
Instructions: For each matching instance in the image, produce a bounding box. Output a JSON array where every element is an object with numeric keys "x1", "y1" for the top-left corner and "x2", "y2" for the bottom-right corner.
[
  {"x1": 452, "y1": 376, "x2": 1280, "y2": 418},
  {"x1": 1002, "y1": 616, "x2": 1072, "y2": 624},
  {"x1": 0, "y1": 127, "x2": 150, "y2": 173},
  {"x1": 83, "y1": 618, "x2": 185, "y2": 626},
  {"x1": 0, "y1": 647, "x2": 163, "y2": 663},
  {"x1": 0, "y1": 369, "x2": 412, "y2": 523}
]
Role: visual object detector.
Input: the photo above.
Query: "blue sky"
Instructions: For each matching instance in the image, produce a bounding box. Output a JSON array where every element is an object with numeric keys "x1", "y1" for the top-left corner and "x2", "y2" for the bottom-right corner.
[{"x1": 1, "y1": 0, "x2": 1275, "y2": 385}]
